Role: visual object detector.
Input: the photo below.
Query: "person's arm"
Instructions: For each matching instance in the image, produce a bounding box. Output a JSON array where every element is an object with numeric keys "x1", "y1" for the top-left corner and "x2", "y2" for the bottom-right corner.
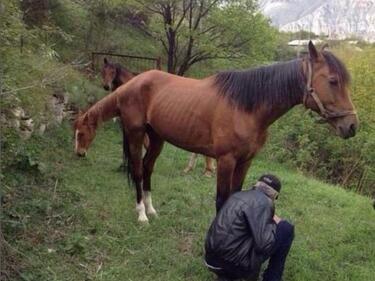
[{"x1": 244, "y1": 203, "x2": 276, "y2": 256}]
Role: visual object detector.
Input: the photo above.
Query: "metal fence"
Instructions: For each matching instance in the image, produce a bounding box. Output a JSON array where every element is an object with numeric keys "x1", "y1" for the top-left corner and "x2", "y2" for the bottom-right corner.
[{"x1": 91, "y1": 52, "x2": 162, "y2": 73}]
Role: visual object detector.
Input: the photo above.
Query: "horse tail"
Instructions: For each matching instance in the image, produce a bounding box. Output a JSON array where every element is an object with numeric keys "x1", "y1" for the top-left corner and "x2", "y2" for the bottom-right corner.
[{"x1": 120, "y1": 120, "x2": 134, "y2": 187}]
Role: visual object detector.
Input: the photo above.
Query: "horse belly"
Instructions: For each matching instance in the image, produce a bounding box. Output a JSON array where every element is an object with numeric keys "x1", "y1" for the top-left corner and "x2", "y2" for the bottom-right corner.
[{"x1": 147, "y1": 90, "x2": 215, "y2": 155}]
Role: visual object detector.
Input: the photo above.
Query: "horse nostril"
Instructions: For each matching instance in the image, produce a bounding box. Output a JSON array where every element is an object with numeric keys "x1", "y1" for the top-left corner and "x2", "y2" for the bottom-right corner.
[
  {"x1": 77, "y1": 152, "x2": 86, "y2": 157},
  {"x1": 103, "y1": 85, "x2": 109, "y2": 91},
  {"x1": 349, "y1": 123, "x2": 356, "y2": 135}
]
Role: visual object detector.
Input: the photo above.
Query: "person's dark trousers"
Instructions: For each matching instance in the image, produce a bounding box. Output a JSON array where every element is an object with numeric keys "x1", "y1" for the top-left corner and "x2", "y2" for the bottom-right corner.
[
  {"x1": 206, "y1": 267, "x2": 257, "y2": 281},
  {"x1": 262, "y1": 221, "x2": 294, "y2": 281},
  {"x1": 205, "y1": 260, "x2": 259, "y2": 281}
]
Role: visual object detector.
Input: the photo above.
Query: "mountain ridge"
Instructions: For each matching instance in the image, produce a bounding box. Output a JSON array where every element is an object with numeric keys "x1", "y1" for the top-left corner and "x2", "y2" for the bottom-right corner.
[{"x1": 259, "y1": 0, "x2": 375, "y2": 42}]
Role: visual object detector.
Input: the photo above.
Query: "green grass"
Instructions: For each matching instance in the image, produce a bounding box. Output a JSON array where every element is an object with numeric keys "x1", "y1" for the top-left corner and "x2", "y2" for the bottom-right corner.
[{"x1": 3, "y1": 122, "x2": 375, "y2": 281}]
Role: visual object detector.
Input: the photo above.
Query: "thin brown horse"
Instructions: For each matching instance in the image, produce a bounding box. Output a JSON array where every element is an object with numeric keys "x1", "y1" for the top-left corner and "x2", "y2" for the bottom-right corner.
[
  {"x1": 102, "y1": 57, "x2": 216, "y2": 176},
  {"x1": 75, "y1": 42, "x2": 358, "y2": 222}
]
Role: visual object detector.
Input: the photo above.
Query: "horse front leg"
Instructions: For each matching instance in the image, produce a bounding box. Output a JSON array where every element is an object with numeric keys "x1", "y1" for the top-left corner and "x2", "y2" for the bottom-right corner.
[
  {"x1": 231, "y1": 159, "x2": 252, "y2": 193},
  {"x1": 216, "y1": 155, "x2": 236, "y2": 212}
]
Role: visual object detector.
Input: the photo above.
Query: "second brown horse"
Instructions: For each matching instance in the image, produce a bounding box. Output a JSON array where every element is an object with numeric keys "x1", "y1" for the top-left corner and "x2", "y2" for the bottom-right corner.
[{"x1": 75, "y1": 42, "x2": 358, "y2": 222}]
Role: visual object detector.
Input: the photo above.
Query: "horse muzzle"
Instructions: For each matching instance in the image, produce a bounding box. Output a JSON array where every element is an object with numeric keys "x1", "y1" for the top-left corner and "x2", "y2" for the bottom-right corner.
[
  {"x1": 75, "y1": 150, "x2": 87, "y2": 157},
  {"x1": 338, "y1": 123, "x2": 357, "y2": 139},
  {"x1": 335, "y1": 115, "x2": 359, "y2": 139}
]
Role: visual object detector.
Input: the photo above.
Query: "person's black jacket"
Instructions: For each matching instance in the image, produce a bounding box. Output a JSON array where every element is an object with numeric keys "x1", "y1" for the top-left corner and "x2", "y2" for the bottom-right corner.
[{"x1": 205, "y1": 189, "x2": 277, "y2": 274}]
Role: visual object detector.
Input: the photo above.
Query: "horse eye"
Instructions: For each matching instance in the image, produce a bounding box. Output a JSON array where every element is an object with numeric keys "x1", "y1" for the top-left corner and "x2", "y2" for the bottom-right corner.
[{"x1": 329, "y1": 78, "x2": 338, "y2": 85}]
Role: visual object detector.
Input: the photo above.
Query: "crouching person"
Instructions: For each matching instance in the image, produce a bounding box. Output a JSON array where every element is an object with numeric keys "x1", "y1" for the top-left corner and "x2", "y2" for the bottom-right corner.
[{"x1": 204, "y1": 174, "x2": 294, "y2": 281}]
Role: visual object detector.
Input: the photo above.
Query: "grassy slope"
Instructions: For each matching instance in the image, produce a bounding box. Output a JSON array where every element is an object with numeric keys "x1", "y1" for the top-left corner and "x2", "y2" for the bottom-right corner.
[{"x1": 7, "y1": 122, "x2": 374, "y2": 281}]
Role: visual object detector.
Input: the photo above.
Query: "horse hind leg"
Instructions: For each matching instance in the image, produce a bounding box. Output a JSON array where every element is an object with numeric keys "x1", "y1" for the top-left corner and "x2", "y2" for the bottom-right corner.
[
  {"x1": 183, "y1": 153, "x2": 198, "y2": 173},
  {"x1": 123, "y1": 124, "x2": 148, "y2": 223},
  {"x1": 143, "y1": 126, "x2": 164, "y2": 217},
  {"x1": 203, "y1": 157, "x2": 216, "y2": 177}
]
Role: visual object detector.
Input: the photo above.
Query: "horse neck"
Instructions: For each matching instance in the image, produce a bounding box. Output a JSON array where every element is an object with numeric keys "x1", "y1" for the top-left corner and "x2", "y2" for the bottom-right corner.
[
  {"x1": 88, "y1": 91, "x2": 119, "y2": 126},
  {"x1": 255, "y1": 59, "x2": 306, "y2": 128},
  {"x1": 117, "y1": 68, "x2": 134, "y2": 85}
]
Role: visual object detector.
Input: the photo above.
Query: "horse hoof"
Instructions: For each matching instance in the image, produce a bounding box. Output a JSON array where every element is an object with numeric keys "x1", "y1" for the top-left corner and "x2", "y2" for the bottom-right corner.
[
  {"x1": 147, "y1": 208, "x2": 158, "y2": 217},
  {"x1": 138, "y1": 215, "x2": 149, "y2": 223}
]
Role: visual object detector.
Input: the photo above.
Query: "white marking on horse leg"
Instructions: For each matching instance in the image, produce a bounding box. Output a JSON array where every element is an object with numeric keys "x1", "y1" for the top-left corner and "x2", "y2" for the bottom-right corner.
[
  {"x1": 144, "y1": 191, "x2": 157, "y2": 216},
  {"x1": 136, "y1": 200, "x2": 148, "y2": 223}
]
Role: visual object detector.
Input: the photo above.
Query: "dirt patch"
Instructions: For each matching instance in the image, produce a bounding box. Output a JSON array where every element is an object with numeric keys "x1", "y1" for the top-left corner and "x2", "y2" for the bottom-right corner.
[{"x1": 178, "y1": 233, "x2": 194, "y2": 256}]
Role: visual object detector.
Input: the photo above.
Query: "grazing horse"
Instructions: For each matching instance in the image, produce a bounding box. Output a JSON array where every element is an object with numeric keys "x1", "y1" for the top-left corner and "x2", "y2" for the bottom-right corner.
[
  {"x1": 102, "y1": 57, "x2": 216, "y2": 176},
  {"x1": 75, "y1": 42, "x2": 358, "y2": 222}
]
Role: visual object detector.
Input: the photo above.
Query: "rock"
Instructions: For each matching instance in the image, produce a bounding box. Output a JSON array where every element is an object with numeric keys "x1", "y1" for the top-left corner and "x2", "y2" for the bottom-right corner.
[
  {"x1": 19, "y1": 129, "x2": 33, "y2": 140},
  {"x1": 38, "y1": 123, "x2": 47, "y2": 135},
  {"x1": 10, "y1": 107, "x2": 25, "y2": 119},
  {"x1": 9, "y1": 118, "x2": 20, "y2": 129},
  {"x1": 20, "y1": 117, "x2": 34, "y2": 131},
  {"x1": 0, "y1": 114, "x2": 6, "y2": 125},
  {"x1": 48, "y1": 93, "x2": 68, "y2": 124}
]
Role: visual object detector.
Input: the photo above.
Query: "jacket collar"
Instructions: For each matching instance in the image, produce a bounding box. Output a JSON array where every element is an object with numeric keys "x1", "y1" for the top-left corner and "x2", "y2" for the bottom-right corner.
[{"x1": 254, "y1": 181, "x2": 279, "y2": 201}]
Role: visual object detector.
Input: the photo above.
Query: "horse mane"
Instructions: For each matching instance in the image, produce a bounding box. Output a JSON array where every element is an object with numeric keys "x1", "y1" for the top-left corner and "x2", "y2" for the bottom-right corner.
[
  {"x1": 214, "y1": 51, "x2": 350, "y2": 112},
  {"x1": 321, "y1": 51, "x2": 351, "y2": 84},
  {"x1": 214, "y1": 59, "x2": 306, "y2": 112},
  {"x1": 74, "y1": 91, "x2": 119, "y2": 128}
]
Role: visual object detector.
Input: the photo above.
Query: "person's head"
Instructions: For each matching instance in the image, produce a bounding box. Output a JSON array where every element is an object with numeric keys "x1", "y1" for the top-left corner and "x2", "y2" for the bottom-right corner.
[{"x1": 254, "y1": 174, "x2": 281, "y2": 201}]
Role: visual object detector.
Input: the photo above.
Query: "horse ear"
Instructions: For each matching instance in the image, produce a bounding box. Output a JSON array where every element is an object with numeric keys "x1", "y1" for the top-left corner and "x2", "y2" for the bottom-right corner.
[
  {"x1": 104, "y1": 57, "x2": 108, "y2": 65},
  {"x1": 320, "y1": 43, "x2": 329, "y2": 52},
  {"x1": 308, "y1": 40, "x2": 319, "y2": 61}
]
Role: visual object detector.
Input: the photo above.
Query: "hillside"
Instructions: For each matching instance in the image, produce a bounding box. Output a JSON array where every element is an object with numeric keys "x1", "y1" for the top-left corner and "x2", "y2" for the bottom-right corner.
[
  {"x1": 1, "y1": 1, "x2": 375, "y2": 280},
  {"x1": 2, "y1": 122, "x2": 375, "y2": 281}
]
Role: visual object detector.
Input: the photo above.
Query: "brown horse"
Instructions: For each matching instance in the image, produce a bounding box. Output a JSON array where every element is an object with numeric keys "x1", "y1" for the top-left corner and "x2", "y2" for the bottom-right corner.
[
  {"x1": 102, "y1": 57, "x2": 216, "y2": 176},
  {"x1": 101, "y1": 57, "x2": 138, "y2": 91},
  {"x1": 75, "y1": 42, "x2": 358, "y2": 222}
]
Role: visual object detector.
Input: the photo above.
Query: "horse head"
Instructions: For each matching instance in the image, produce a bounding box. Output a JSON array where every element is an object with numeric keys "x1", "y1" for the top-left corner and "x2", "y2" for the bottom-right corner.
[
  {"x1": 73, "y1": 110, "x2": 97, "y2": 157},
  {"x1": 304, "y1": 41, "x2": 358, "y2": 139},
  {"x1": 101, "y1": 58, "x2": 118, "y2": 91}
]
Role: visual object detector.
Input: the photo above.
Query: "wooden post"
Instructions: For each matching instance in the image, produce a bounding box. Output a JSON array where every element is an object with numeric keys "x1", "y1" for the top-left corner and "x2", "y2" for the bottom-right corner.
[{"x1": 91, "y1": 52, "x2": 95, "y2": 71}]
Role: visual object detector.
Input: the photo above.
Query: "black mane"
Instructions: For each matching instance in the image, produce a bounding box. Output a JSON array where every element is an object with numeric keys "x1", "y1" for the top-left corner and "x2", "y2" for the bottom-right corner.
[
  {"x1": 214, "y1": 51, "x2": 350, "y2": 112},
  {"x1": 214, "y1": 59, "x2": 306, "y2": 112},
  {"x1": 321, "y1": 51, "x2": 351, "y2": 84}
]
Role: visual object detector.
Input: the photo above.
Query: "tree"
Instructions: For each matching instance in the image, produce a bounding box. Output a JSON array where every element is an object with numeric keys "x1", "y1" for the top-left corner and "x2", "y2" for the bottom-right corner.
[{"x1": 134, "y1": 0, "x2": 276, "y2": 75}]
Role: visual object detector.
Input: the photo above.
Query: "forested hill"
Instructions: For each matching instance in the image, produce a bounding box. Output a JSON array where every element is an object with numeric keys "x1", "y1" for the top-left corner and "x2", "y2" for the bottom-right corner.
[{"x1": 1, "y1": 1, "x2": 374, "y2": 280}]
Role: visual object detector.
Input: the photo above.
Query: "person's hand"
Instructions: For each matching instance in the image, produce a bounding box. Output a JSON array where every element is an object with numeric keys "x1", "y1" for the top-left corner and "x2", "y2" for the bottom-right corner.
[{"x1": 273, "y1": 214, "x2": 282, "y2": 224}]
